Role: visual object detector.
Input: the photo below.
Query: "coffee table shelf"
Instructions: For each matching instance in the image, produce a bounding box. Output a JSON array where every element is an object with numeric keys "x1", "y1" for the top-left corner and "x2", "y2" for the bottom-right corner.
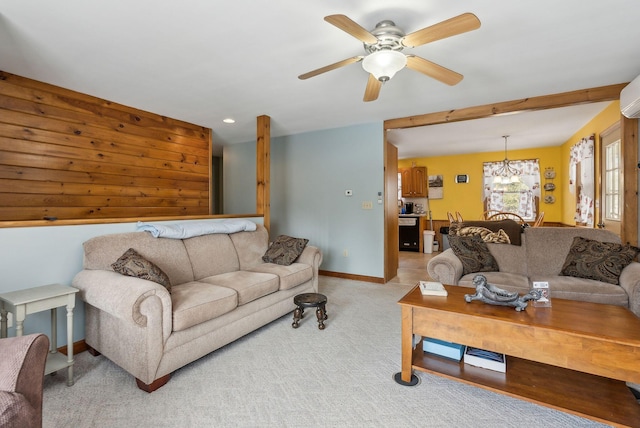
[
  {"x1": 413, "y1": 349, "x2": 640, "y2": 427},
  {"x1": 398, "y1": 285, "x2": 640, "y2": 427}
]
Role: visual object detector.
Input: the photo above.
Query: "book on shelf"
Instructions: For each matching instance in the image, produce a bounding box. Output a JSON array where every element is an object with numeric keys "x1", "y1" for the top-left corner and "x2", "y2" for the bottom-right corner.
[
  {"x1": 463, "y1": 346, "x2": 506, "y2": 373},
  {"x1": 423, "y1": 337, "x2": 464, "y2": 361},
  {"x1": 419, "y1": 281, "x2": 447, "y2": 296}
]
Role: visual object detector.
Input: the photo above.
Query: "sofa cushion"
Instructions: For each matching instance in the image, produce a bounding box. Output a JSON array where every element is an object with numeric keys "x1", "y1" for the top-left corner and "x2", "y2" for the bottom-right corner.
[
  {"x1": 182, "y1": 234, "x2": 240, "y2": 280},
  {"x1": 262, "y1": 235, "x2": 309, "y2": 266},
  {"x1": 560, "y1": 237, "x2": 640, "y2": 285},
  {"x1": 449, "y1": 235, "x2": 499, "y2": 275},
  {"x1": 524, "y1": 227, "x2": 621, "y2": 278},
  {"x1": 111, "y1": 248, "x2": 172, "y2": 292},
  {"x1": 486, "y1": 237, "x2": 529, "y2": 276},
  {"x1": 229, "y1": 226, "x2": 270, "y2": 270},
  {"x1": 531, "y1": 275, "x2": 630, "y2": 307},
  {"x1": 170, "y1": 282, "x2": 238, "y2": 331},
  {"x1": 83, "y1": 232, "x2": 194, "y2": 285},
  {"x1": 200, "y1": 271, "x2": 279, "y2": 305},
  {"x1": 249, "y1": 263, "x2": 313, "y2": 290}
]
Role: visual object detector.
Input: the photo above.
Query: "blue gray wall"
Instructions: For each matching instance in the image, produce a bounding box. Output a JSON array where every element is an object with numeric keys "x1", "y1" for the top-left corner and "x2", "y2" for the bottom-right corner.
[
  {"x1": 225, "y1": 122, "x2": 385, "y2": 278},
  {"x1": 1, "y1": 121, "x2": 385, "y2": 347},
  {"x1": 0, "y1": 218, "x2": 263, "y2": 346}
]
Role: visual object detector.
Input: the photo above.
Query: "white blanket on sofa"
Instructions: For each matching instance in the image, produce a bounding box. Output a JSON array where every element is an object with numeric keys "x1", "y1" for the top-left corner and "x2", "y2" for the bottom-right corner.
[{"x1": 136, "y1": 219, "x2": 257, "y2": 239}]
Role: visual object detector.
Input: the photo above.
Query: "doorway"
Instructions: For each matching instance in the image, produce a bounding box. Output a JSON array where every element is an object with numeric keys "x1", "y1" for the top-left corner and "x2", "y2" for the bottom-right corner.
[{"x1": 598, "y1": 122, "x2": 622, "y2": 237}]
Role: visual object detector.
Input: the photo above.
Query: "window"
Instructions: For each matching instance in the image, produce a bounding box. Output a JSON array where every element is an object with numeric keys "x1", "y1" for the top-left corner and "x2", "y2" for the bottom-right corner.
[
  {"x1": 604, "y1": 140, "x2": 621, "y2": 221},
  {"x1": 483, "y1": 159, "x2": 541, "y2": 221}
]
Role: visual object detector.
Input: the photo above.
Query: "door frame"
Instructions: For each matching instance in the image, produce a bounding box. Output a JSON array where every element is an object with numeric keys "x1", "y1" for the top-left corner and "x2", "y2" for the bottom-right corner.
[{"x1": 383, "y1": 83, "x2": 638, "y2": 279}]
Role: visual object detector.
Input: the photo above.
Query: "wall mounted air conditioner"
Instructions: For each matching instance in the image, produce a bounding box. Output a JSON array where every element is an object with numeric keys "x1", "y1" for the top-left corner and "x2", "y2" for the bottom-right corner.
[{"x1": 621, "y1": 74, "x2": 640, "y2": 118}]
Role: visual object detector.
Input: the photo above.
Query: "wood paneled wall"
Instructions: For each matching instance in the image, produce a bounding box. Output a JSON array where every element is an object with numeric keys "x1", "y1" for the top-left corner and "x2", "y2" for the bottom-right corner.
[{"x1": 0, "y1": 71, "x2": 212, "y2": 222}]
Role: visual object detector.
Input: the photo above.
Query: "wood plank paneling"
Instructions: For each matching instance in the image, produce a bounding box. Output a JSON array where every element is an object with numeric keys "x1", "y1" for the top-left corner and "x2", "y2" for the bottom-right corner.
[{"x1": 0, "y1": 71, "x2": 212, "y2": 222}]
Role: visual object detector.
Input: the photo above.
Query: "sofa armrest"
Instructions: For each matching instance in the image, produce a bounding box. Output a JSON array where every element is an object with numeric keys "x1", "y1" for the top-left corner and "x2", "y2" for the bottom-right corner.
[
  {"x1": 297, "y1": 245, "x2": 323, "y2": 271},
  {"x1": 426, "y1": 249, "x2": 464, "y2": 285},
  {"x1": 619, "y1": 261, "x2": 640, "y2": 317},
  {"x1": 72, "y1": 269, "x2": 173, "y2": 341}
]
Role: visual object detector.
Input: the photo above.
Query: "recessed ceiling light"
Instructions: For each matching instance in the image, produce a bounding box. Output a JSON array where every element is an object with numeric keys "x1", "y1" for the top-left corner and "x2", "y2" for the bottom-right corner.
[{"x1": 223, "y1": 118, "x2": 236, "y2": 124}]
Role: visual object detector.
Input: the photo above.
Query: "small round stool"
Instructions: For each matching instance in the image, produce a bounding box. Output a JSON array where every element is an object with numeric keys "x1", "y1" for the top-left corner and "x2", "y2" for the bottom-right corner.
[{"x1": 292, "y1": 293, "x2": 328, "y2": 330}]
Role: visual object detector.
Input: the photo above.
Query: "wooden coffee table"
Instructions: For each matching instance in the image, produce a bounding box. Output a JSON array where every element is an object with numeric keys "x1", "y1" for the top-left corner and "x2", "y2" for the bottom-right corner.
[{"x1": 397, "y1": 284, "x2": 640, "y2": 427}]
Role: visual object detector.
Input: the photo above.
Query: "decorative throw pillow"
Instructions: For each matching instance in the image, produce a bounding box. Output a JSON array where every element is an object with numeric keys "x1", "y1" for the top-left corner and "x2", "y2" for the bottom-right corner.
[
  {"x1": 458, "y1": 226, "x2": 511, "y2": 244},
  {"x1": 111, "y1": 248, "x2": 172, "y2": 292},
  {"x1": 262, "y1": 235, "x2": 309, "y2": 266},
  {"x1": 560, "y1": 237, "x2": 639, "y2": 285},
  {"x1": 448, "y1": 235, "x2": 500, "y2": 276}
]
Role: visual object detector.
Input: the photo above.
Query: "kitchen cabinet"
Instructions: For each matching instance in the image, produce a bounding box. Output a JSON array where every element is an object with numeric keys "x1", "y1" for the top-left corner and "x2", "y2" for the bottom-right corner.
[{"x1": 401, "y1": 166, "x2": 427, "y2": 197}]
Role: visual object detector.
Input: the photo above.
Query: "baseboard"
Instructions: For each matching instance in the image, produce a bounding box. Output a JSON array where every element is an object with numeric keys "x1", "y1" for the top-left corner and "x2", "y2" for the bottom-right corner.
[
  {"x1": 320, "y1": 270, "x2": 385, "y2": 284},
  {"x1": 57, "y1": 339, "x2": 88, "y2": 356}
]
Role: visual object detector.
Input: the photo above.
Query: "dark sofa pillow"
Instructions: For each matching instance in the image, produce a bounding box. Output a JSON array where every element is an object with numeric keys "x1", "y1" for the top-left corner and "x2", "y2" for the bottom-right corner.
[
  {"x1": 262, "y1": 235, "x2": 309, "y2": 266},
  {"x1": 448, "y1": 235, "x2": 500, "y2": 276},
  {"x1": 560, "y1": 236, "x2": 639, "y2": 285},
  {"x1": 111, "y1": 248, "x2": 172, "y2": 292}
]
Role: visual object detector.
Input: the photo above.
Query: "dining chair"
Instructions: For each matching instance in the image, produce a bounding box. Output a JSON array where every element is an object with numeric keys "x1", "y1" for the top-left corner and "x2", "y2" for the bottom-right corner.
[
  {"x1": 487, "y1": 211, "x2": 526, "y2": 224},
  {"x1": 533, "y1": 211, "x2": 545, "y2": 227}
]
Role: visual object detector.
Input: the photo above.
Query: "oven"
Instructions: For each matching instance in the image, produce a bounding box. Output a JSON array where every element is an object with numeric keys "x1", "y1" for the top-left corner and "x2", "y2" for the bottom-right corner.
[{"x1": 399, "y1": 216, "x2": 420, "y2": 252}]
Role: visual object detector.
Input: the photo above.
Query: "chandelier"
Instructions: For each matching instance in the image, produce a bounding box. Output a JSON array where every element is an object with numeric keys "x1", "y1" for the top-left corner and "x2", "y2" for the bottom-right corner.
[{"x1": 493, "y1": 135, "x2": 520, "y2": 184}]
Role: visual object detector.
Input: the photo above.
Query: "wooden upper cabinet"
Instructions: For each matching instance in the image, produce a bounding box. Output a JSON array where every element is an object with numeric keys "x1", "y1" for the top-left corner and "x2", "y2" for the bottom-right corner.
[{"x1": 401, "y1": 166, "x2": 427, "y2": 197}]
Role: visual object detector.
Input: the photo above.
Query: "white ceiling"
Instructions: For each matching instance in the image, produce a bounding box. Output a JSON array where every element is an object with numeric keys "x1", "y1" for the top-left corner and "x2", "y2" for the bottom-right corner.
[
  {"x1": 2, "y1": 1, "x2": 640, "y2": 158},
  {"x1": 387, "y1": 101, "x2": 614, "y2": 159}
]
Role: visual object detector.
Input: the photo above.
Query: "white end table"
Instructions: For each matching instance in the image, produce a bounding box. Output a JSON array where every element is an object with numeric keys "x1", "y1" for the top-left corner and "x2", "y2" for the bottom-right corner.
[{"x1": 0, "y1": 283, "x2": 79, "y2": 386}]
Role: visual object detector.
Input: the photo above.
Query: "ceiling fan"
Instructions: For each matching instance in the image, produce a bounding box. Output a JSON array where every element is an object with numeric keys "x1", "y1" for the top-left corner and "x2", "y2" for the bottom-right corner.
[{"x1": 298, "y1": 13, "x2": 481, "y2": 102}]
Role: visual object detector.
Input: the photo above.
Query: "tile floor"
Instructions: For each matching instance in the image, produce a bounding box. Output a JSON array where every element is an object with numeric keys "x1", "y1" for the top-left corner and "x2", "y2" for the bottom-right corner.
[{"x1": 391, "y1": 249, "x2": 439, "y2": 285}]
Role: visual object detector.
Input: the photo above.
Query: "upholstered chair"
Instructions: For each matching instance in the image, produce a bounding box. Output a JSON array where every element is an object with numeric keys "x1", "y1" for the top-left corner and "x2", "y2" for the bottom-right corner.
[{"x1": 0, "y1": 333, "x2": 49, "y2": 428}]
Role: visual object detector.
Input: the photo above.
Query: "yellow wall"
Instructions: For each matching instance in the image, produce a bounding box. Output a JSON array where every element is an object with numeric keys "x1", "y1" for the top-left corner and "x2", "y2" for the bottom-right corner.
[
  {"x1": 399, "y1": 101, "x2": 621, "y2": 224},
  {"x1": 399, "y1": 146, "x2": 563, "y2": 222},
  {"x1": 560, "y1": 101, "x2": 621, "y2": 225}
]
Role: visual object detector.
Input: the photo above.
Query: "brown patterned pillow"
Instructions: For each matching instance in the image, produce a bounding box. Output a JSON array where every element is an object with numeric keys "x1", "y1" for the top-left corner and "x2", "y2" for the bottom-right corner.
[
  {"x1": 111, "y1": 248, "x2": 171, "y2": 292},
  {"x1": 458, "y1": 226, "x2": 511, "y2": 244},
  {"x1": 262, "y1": 235, "x2": 309, "y2": 266},
  {"x1": 560, "y1": 237, "x2": 639, "y2": 285},
  {"x1": 448, "y1": 235, "x2": 500, "y2": 276}
]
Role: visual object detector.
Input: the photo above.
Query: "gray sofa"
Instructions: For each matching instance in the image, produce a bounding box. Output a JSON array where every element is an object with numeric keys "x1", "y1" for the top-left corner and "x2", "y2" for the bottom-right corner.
[
  {"x1": 72, "y1": 224, "x2": 322, "y2": 392},
  {"x1": 427, "y1": 226, "x2": 640, "y2": 317}
]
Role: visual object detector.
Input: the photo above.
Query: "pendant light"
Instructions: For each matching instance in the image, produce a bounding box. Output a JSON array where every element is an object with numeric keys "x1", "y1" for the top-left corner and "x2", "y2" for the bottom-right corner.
[{"x1": 493, "y1": 135, "x2": 520, "y2": 184}]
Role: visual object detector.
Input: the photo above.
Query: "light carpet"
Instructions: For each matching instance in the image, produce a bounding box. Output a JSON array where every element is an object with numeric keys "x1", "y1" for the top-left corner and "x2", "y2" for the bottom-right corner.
[{"x1": 42, "y1": 276, "x2": 607, "y2": 427}]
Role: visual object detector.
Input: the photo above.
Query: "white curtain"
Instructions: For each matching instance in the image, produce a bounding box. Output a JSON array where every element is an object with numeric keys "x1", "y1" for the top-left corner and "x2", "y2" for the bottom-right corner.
[
  {"x1": 483, "y1": 159, "x2": 541, "y2": 218},
  {"x1": 570, "y1": 136, "x2": 595, "y2": 226}
]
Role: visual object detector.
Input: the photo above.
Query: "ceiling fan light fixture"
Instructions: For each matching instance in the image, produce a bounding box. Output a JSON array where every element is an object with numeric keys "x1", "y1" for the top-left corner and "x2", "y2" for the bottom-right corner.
[{"x1": 362, "y1": 50, "x2": 407, "y2": 82}]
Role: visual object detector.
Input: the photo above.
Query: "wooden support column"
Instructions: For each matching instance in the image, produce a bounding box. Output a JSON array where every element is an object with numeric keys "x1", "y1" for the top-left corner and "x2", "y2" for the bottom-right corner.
[
  {"x1": 621, "y1": 114, "x2": 638, "y2": 246},
  {"x1": 256, "y1": 115, "x2": 270, "y2": 232}
]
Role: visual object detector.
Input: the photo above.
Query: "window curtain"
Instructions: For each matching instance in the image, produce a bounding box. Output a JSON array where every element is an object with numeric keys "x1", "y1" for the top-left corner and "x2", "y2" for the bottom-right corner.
[
  {"x1": 483, "y1": 159, "x2": 541, "y2": 217},
  {"x1": 570, "y1": 136, "x2": 595, "y2": 226}
]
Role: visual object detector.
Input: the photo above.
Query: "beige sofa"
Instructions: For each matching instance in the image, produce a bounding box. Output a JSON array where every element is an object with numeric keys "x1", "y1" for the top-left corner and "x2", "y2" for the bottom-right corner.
[
  {"x1": 427, "y1": 227, "x2": 640, "y2": 317},
  {"x1": 72, "y1": 224, "x2": 322, "y2": 392}
]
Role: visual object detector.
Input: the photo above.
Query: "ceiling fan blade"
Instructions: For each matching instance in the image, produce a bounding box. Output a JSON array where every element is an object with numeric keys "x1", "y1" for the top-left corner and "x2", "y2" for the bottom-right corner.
[
  {"x1": 402, "y1": 13, "x2": 481, "y2": 47},
  {"x1": 364, "y1": 74, "x2": 382, "y2": 102},
  {"x1": 298, "y1": 56, "x2": 364, "y2": 80},
  {"x1": 406, "y1": 55, "x2": 463, "y2": 86},
  {"x1": 324, "y1": 15, "x2": 378, "y2": 44}
]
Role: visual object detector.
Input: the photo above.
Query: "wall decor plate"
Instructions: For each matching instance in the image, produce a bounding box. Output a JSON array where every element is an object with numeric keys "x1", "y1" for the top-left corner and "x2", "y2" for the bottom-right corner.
[
  {"x1": 544, "y1": 183, "x2": 556, "y2": 191},
  {"x1": 544, "y1": 169, "x2": 556, "y2": 179},
  {"x1": 544, "y1": 195, "x2": 556, "y2": 204}
]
